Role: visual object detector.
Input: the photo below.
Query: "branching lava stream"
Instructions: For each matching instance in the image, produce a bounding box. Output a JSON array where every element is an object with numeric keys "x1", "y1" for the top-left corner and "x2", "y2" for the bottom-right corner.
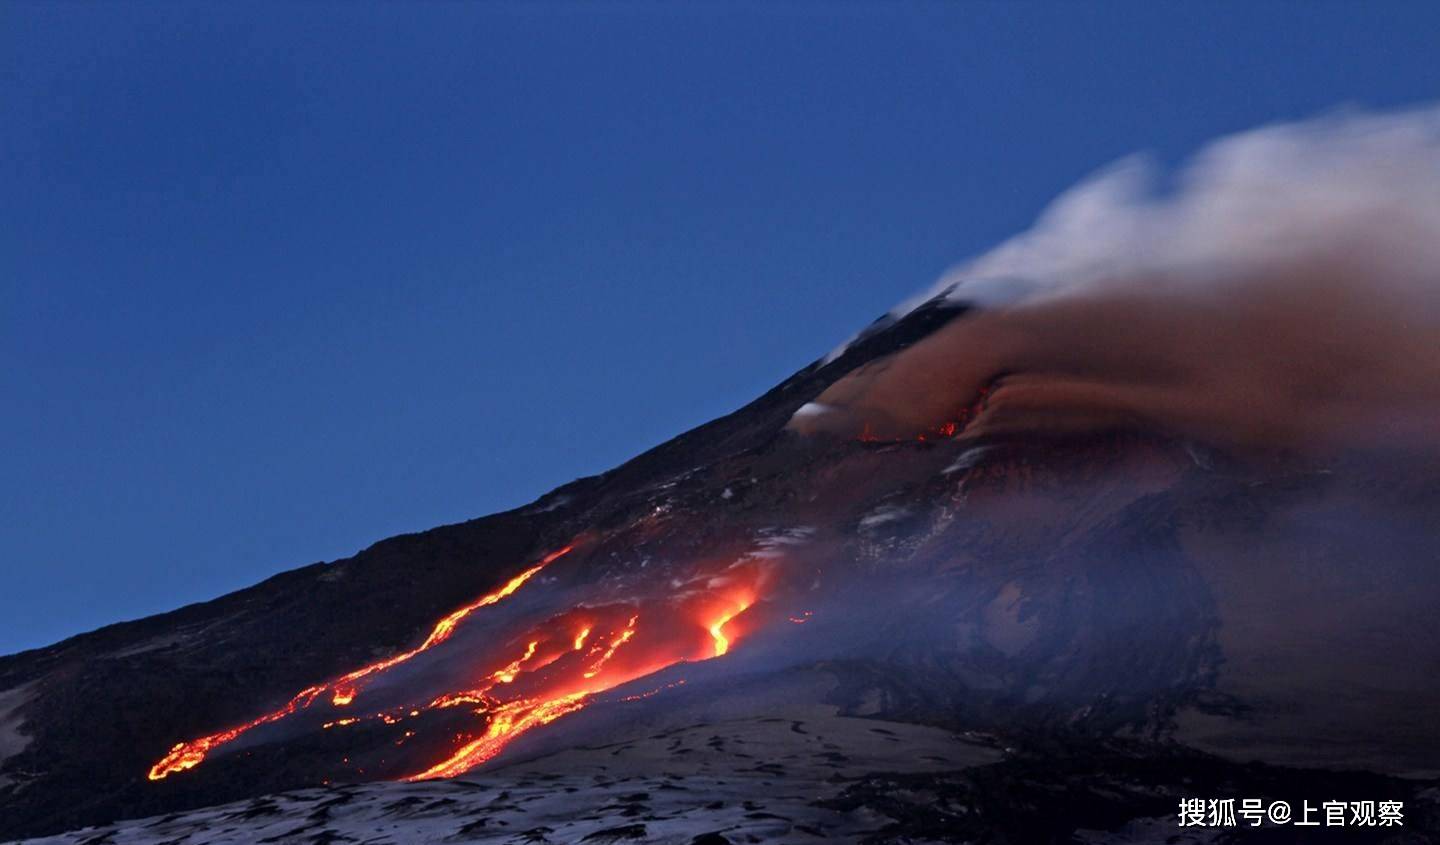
[{"x1": 147, "y1": 544, "x2": 771, "y2": 784}]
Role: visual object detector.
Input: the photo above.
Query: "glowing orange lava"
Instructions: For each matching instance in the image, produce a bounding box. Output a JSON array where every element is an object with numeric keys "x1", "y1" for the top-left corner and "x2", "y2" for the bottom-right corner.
[
  {"x1": 583, "y1": 616, "x2": 636, "y2": 679},
  {"x1": 147, "y1": 545, "x2": 572, "y2": 781},
  {"x1": 857, "y1": 383, "x2": 996, "y2": 444},
  {"x1": 149, "y1": 545, "x2": 774, "y2": 785},
  {"x1": 404, "y1": 692, "x2": 589, "y2": 781},
  {"x1": 145, "y1": 684, "x2": 328, "y2": 780},
  {"x1": 326, "y1": 547, "x2": 567, "y2": 707},
  {"x1": 400, "y1": 599, "x2": 747, "y2": 781},
  {"x1": 708, "y1": 601, "x2": 750, "y2": 656},
  {"x1": 492, "y1": 641, "x2": 539, "y2": 684}
]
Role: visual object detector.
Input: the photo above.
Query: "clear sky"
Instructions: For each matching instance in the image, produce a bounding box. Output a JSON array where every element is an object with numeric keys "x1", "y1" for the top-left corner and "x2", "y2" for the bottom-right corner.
[{"x1": 4, "y1": 2, "x2": 1440, "y2": 656}]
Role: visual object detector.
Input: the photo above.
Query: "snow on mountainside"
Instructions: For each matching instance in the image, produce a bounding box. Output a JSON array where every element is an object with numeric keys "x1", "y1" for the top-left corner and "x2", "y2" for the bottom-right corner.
[
  {"x1": 7, "y1": 106, "x2": 1440, "y2": 843},
  {"x1": 11, "y1": 710, "x2": 1002, "y2": 845}
]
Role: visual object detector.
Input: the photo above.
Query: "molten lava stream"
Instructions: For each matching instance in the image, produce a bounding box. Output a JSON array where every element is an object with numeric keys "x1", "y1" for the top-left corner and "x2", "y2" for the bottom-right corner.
[
  {"x1": 403, "y1": 591, "x2": 758, "y2": 781},
  {"x1": 146, "y1": 545, "x2": 573, "y2": 781},
  {"x1": 149, "y1": 544, "x2": 769, "y2": 786},
  {"x1": 707, "y1": 599, "x2": 752, "y2": 656}
]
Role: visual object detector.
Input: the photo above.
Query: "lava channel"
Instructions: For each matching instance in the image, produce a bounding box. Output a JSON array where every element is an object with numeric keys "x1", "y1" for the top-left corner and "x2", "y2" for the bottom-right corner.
[
  {"x1": 149, "y1": 546, "x2": 770, "y2": 784},
  {"x1": 402, "y1": 572, "x2": 763, "y2": 780},
  {"x1": 146, "y1": 544, "x2": 573, "y2": 781}
]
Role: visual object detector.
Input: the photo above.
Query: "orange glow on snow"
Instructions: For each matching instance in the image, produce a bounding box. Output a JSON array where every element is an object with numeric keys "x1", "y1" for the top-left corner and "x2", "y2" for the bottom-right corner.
[
  {"x1": 404, "y1": 692, "x2": 590, "y2": 781},
  {"x1": 149, "y1": 545, "x2": 775, "y2": 785},
  {"x1": 146, "y1": 545, "x2": 573, "y2": 781},
  {"x1": 493, "y1": 641, "x2": 539, "y2": 684},
  {"x1": 327, "y1": 547, "x2": 566, "y2": 708}
]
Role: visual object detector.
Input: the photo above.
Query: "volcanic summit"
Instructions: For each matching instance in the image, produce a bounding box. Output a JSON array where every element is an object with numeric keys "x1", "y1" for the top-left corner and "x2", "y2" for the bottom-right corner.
[{"x1": 5, "y1": 108, "x2": 1440, "y2": 844}]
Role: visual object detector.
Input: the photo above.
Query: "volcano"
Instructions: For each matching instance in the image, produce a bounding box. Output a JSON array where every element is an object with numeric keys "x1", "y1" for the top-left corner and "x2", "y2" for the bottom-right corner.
[
  {"x1": 9, "y1": 104, "x2": 1440, "y2": 843},
  {"x1": 3, "y1": 283, "x2": 1440, "y2": 843}
]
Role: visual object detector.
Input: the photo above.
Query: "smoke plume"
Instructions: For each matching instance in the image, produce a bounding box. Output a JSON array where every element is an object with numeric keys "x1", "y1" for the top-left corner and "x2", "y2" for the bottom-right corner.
[{"x1": 794, "y1": 105, "x2": 1440, "y2": 453}]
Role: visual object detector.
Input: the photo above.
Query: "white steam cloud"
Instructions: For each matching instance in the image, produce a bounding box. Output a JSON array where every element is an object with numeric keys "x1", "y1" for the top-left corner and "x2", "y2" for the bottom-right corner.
[
  {"x1": 800, "y1": 104, "x2": 1440, "y2": 453},
  {"x1": 912, "y1": 104, "x2": 1440, "y2": 312}
]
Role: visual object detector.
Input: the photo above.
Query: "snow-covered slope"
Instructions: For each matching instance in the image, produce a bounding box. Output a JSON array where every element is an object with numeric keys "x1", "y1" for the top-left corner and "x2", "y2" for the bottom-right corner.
[{"x1": 10, "y1": 710, "x2": 1001, "y2": 845}]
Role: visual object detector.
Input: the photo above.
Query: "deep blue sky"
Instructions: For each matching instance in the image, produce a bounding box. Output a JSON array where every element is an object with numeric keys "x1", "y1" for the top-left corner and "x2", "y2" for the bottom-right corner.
[{"x1": 5, "y1": 2, "x2": 1439, "y2": 656}]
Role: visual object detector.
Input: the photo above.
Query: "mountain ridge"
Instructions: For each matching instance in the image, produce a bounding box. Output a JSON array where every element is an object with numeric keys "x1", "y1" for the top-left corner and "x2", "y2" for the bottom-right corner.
[{"x1": 5, "y1": 290, "x2": 1440, "y2": 843}]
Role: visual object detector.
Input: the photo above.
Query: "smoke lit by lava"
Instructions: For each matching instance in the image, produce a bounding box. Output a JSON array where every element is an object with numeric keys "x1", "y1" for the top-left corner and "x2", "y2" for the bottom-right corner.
[{"x1": 143, "y1": 103, "x2": 1440, "y2": 799}]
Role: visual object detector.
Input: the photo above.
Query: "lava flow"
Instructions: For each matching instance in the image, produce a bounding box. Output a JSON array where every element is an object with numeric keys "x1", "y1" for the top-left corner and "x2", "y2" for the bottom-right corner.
[
  {"x1": 148, "y1": 544, "x2": 773, "y2": 784},
  {"x1": 707, "y1": 599, "x2": 752, "y2": 656},
  {"x1": 401, "y1": 577, "x2": 762, "y2": 780},
  {"x1": 146, "y1": 545, "x2": 573, "y2": 781}
]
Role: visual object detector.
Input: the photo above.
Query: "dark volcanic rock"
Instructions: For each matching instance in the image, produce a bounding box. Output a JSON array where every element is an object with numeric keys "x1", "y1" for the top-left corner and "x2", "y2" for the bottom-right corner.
[
  {"x1": 820, "y1": 741, "x2": 1440, "y2": 844},
  {"x1": 4, "y1": 294, "x2": 1440, "y2": 841},
  {"x1": 0, "y1": 298, "x2": 973, "y2": 839}
]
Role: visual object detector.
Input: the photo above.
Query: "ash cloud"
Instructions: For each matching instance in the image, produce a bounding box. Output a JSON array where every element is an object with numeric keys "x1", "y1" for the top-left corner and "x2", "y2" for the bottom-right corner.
[{"x1": 797, "y1": 105, "x2": 1440, "y2": 453}]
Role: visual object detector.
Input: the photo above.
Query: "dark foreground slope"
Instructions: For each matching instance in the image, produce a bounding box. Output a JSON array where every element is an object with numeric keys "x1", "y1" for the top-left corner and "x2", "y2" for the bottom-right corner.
[
  {"x1": 3, "y1": 294, "x2": 1440, "y2": 843},
  {"x1": 0, "y1": 301, "x2": 967, "y2": 837}
]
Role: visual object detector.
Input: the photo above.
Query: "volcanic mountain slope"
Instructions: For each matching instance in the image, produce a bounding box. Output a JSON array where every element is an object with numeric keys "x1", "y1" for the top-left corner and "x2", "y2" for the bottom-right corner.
[
  {"x1": 3, "y1": 283, "x2": 1440, "y2": 843},
  {"x1": 7, "y1": 704, "x2": 1007, "y2": 845},
  {"x1": 13, "y1": 703, "x2": 1440, "y2": 845}
]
